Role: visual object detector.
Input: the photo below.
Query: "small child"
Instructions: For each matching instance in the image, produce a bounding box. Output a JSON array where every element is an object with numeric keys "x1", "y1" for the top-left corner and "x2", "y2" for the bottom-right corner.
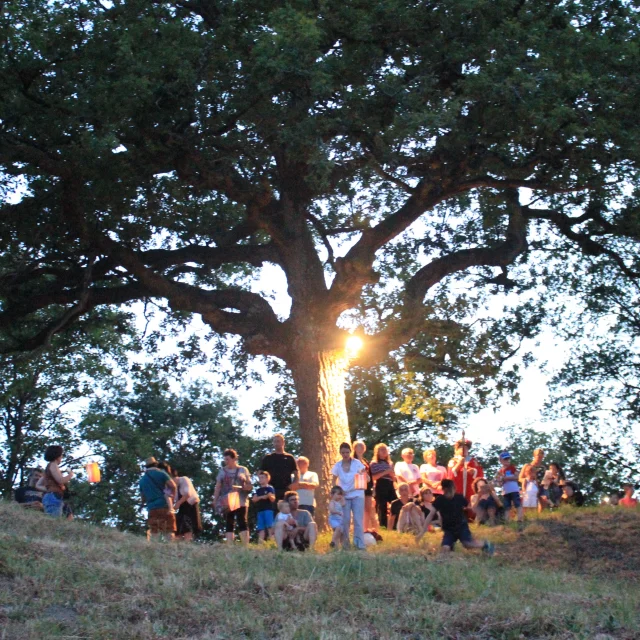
[
  {"x1": 424, "y1": 479, "x2": 494, "y2": 555},
  {"x1": 470, "y1": 478, "x2": 502, "y2": 526},
  {"x1": 275, "y1": 500, "x2": 298, "y2": 546},
  {"x1": 522, "y1": 466, "x2": 540, "y2": 513},
  {"x1": 497, "y1": 452, "x2": 523, "y2": 528},
  {"x1": 415, "y1": 487, "x2": 442, "y2": 543},
  {"x1": 619, "y1": 484, "x2": 638, "y2": 508},
  {"x1": 328, "y1": 486, "x2": 345, "y2": 548},
  {"x1": 252, "y1": 471, "x2": 276, "y2": 544}
]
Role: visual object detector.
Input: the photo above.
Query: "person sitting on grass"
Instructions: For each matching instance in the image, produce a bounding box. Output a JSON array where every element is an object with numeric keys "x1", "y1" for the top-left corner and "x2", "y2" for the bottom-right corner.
[
  {"x1": 328, "y1": 486, "x2": 346, "y2": 548},
  {"x1": 274, "y1": 491, "x2": 317, "y2": 552},
  {"x1": 423, "y1": 479, "x2": 495, "y2": 555},
  {"x1": 14, "y1": 469, "x2": 44, "y2": 511},
  {"x1": 414, "y1": 487, "x2": 442, "y2": 543},
  {"x1": 397, "y1": 493, "x2": 427, "y2": 534},
  {"x1": 275, "y1": 500, "x2": 299, "y2": 548},
  {"x1": 619, "y1": 484, "x2": 638, "y2": 508},
  {"x1": 470, "y1": 477, "x2": 502, "y2": 526},
  {"x1": 252, "y1": 471, "x2": 276, "y2": 544},
  {"x1": 496, "y1": 452, "x2": 524, "y2": 529},
  {"x1": 560, "y1": 481, "x2": 585, "y2": 507},
  {"x1": 388, "y1": 482, "x2": 414, "y2": 531}
]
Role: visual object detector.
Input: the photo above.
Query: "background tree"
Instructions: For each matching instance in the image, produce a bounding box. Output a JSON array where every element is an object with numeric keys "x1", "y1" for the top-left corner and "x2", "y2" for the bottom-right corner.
[
  {"x1": 2, "y1": 0, "x2": 640, "y2": 524},
  {"x1": 0, "y1": 309, "x2": 135, "y2": 496},
  {"x1": 76, "y1": 368, "x2": 266, "y2": 535}
]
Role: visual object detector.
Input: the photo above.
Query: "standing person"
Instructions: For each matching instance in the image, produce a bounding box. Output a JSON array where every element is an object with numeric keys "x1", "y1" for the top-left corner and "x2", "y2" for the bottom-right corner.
[
  {"x1": 139, "y1": 457, "x2": 177, "y2": 541},
  {"x1": 260, "y1": 433, "x2": 298, "y2": 502},
  {"x1": 370, "y1": 443, "x2": 396, "y2": 529},
  {"x1": 447, "y1": 438, "x2": 484, "y2": 505},
  {"x1": 39, "y1": 446, "x2": 74, "y2": 518},
  {"x1": 328, "y1": 486, "x2": 346, "y2": 548},
  {"x1": 274, "y1": 491, "x2": 318, "y2": 551},
  {"x1": 290, "y1": 456, "x2": 318, "y2": 516},
  {"x1": 619, "y1": 484, "x2": 638, "y2": 508},
  {"x1": 519, "y1": 448, "x2": 547, "y2": 508},
  {"x1": 252, "y1": 471, "x2": 276, "y2": 544},
  {"x1": 423, "y1": 479, "x2": 495, "y2": 556},
  {"x1": 522, "y1": 466, "x2": 540, "y2": 514},
  {"x1": 496, "y1": 452, "x2": 524, "y2": 528},
  {"x1": 420, "y1": 449, "x2": 447, "y2": 495},
  {"x1": 394, "y1": 448, "x2": 421, "y2": 497},
  {"x1": 171, "y1": 468, "x2": 202, "y2": 542},
  {"x1": 213, "y1": 449, "x2": 253, "y2": 546},
  {"x1": 353, "y1": 441, "x2": 378, "y2": 531},
  {"x1": 331, "y1": 442, "x2": 367, "y2": 550}
]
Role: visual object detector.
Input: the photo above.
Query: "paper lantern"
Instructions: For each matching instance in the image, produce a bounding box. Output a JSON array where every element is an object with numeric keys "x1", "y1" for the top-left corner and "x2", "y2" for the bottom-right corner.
[
  {"x1": 354, "y1": 472, "x2": 368, "y2": 490},
  {"x1": 86, "y1": 462, "x2": 101, "y2": 483},
  {"x1": 226, "y1": 490, "x2": 241, "y2": 512}
]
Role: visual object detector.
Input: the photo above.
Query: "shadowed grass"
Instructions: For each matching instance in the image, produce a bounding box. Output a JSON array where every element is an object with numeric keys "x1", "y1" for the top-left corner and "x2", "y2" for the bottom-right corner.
[{"x1": 0, "y1": 502, "x2": 638, "y2": 639}]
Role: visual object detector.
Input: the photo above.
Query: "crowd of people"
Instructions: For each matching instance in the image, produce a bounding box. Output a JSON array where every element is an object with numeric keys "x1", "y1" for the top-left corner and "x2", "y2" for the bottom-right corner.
[{"x1": 14, "y1": 436, "x2": 639, "y2": 554}]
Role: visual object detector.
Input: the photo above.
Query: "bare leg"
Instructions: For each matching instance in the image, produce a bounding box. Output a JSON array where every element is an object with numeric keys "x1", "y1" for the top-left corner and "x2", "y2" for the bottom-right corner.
[
  {"x1": 225, "y1": 532, "x2": 234, "y2": 544},
  {"x1": 183, "y1": 531, "x2": 193, "y2": 542},
  {"x1": 258, "y1": 529, "x2": 266, "y2": 544},
  {"x1": 274, "y1": 521, "x2": 285, "y2": 550},
  {"x1": 239, "y1": 530, "x2": 249, "y2": 546},
  {"x1": 304, "y1": 522, "x2": 317, "y2": 550}
]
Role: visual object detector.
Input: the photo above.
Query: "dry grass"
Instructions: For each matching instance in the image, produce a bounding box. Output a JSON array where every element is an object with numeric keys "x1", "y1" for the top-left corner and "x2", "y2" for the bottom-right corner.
[{"x1": 0, "y1": 502, "x2": 639, "y2": 639}]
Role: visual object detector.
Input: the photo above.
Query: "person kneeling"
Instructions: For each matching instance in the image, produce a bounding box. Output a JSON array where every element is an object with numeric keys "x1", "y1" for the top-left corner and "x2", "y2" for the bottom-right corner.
[
  {"x1": 274, "y1": 491, "x2": 317, "y2": 552},
  {"x1": 424, "y1": 479, "x2": 494, "y2": 555}
]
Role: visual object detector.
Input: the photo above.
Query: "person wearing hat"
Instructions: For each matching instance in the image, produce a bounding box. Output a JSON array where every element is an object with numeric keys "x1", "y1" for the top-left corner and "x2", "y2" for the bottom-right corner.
[
  {"x1": 496, "y1": 452, "x2": 524, "y2": 528},
  {"x1": 447, "y1": 438, "x2": 484, "y2": 509},
  {"x1": 139, "y1": 457, "x2": 177, "y2": 541}
]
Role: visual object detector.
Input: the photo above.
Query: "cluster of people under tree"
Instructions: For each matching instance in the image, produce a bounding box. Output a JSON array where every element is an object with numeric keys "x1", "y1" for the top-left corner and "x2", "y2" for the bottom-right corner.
[{"x1": 13, "y1": 437, "x2": 639, "y2": 553}]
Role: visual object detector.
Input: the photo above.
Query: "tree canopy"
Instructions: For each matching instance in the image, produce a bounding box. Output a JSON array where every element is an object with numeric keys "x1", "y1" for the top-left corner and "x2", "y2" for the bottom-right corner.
[{"x1": 2, "y1": 0, "x2": 640, "y2": 522}]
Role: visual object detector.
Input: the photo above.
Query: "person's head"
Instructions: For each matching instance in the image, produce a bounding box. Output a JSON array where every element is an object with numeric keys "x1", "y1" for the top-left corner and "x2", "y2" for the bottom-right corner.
[
  {"x1": 44, "y1": 445, "x2": 64, "y2": 463},
  {"x1": 258, "y1": 470, "x2": 270, "y2": 486},
  {"x1": 223, "y1": 449, "x2": 238, "y2": 467},
  {"x1": 27, "y1": 468, "x2": 43, "y2": 488},
  {"x1": 473, "y1": 477, "x2": 489, "y2": 494},
  {"x1": 339, "y1": 442, "x2": 352, "y2": 460},
  {"x1": 277, "y1": 500, "x2": 290, "y2": 514},
  {"x1": 623, "y1": 483, "x2": 634, "y2": 497},
  {"x1": 420, "y1": 487, "x2": 434, "y2": 503},
  {"x1": 423, "y1": 448, "x2": 437, "y2": 465},
  {"x1": 609, "y1": 493, "x2": 620, "y2": 505},
  {"x1": 273, "y1": 433, "x2": 285, "y2": 453},
  {"x1": 296, "y1": 456, "x2": 309, "y2": 474},
  {"x1": 170, "y1": 467, "x2": 180, "y2": 478},
  {"x1": 353, "y1": 440, "x2": 366, "y2": 460},
  {"x1": 562, "y1": 481, "x2": 576, "y2": 497},
  {"x1": 549, "y1": 462, "x2": 564, "y2": 479},
  {"x1": 330, "y1": 485, "x2": 344, "y2": 500},
  {"x1": 533, "y1": 448, "x2": 545, "y2": 465},
  {"x1": 441, "y1": 479, "x2": 455, "y2": 498},
  {"x1": 454, "y1": 439, "x2": 471, "y2": 458},
  {"x1": 401, "y1": 447, "x2": 415, "y2": 463},
  {"x1": 284, "y1": 490, "x2": 299, "y2": 511},
  {"x1": 157, "y1": 461, "x2": 173, "y2": 476},
  {"x1": 373, "y1": 443, "x2": 390, "y2": 463},
  {"x1": 499, "y1": 452, "x2": 512, "y2": 469},
  {"x1": 398, "y1": 482, "x2": 411, "y2": 500},
  {"x1": 144, "y1": 457, "x2": 158, "y2": 469}
]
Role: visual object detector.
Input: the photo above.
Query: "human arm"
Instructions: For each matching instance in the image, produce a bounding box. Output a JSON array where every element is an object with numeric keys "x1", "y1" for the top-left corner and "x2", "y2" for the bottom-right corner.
[
  {"x1": 372, "y1": 465, "x2": 396, "y2": 482},
  {"x1": 292, "y1": 472, "x2": 318, "y2": 491},
  {"x1": 165, "y1": 478, "x2": 177, "y2": 499}
]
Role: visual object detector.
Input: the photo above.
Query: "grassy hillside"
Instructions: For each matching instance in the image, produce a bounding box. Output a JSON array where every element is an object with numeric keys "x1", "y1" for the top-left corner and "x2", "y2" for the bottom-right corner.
[{"x1": 0, "y1": 502, "x2": 639, "y2": 639}]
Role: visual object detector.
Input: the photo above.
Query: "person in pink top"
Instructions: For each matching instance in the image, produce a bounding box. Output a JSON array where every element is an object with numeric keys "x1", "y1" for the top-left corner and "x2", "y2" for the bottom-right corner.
[
  {"x1": 619, "y1": 484, "x2": 638, "y2": 508},
  {"x1": 419, "y1": 448, "x2": 447, "y2": 495}
]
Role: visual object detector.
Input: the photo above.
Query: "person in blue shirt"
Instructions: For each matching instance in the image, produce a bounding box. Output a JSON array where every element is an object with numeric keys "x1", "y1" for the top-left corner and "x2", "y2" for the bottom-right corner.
[
  {"x1": 139, "y1": 457, "x2": 177, "y2": 541},
  {"x1": 252, "y1": 470, "x2": 276, "y2": 543}
]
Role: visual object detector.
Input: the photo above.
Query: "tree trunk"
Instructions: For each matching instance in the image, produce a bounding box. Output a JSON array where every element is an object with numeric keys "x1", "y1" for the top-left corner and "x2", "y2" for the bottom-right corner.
[{"x1": 290, "y1": 349, "x2": 351, "y2": 531}]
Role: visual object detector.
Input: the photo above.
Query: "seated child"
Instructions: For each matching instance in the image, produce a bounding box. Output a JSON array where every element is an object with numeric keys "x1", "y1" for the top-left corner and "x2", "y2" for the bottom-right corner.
[
  {"x1": 470, "y1": 478, "x2": 502, "y2": 526},
  {"x1": 522, "y1": 466, "x2": 540, "y2": 513},
  {"x1": 388, "y1": 482, "x2": 414, "y2": 531},
  {"x1": 275, "y1": 500, "x2": 299, "y2": 547},
  {"x1": 415, "y1": 487, "x2": 442, "y2": 543},
  {"x1": 619, "y1": 484, "x2": 638, "y2": 508},
  {"x1": 424, "y1": 479, "x2": 494, "y2": 555},
  {"x1": 560, "y1": 481, "x2": 585, "y2": 507},
  {"x1": 328, "y1": 486, "x2": 345, "y2": 548}
]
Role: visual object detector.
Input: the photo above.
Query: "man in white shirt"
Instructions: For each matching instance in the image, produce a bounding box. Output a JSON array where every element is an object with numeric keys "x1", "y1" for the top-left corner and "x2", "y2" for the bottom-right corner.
[
  {"x1": 291, "y1": 456, "x2": 319, "y2": 516},
  {"x1": 394, "y1": 448, "x2": 421, "y2": 497}
]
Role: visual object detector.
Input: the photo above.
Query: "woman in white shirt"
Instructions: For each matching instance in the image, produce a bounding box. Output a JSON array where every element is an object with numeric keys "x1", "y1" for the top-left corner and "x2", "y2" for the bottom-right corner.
[
  {"x1": 394, "y1": 448, "x2": 421, "y2": 497},
  {"x1": 331, "y1": 442, "x2": 366, "y2": 550},
  {"x1": 419, "y1": 449, "x2": 447, "y2": 495}
]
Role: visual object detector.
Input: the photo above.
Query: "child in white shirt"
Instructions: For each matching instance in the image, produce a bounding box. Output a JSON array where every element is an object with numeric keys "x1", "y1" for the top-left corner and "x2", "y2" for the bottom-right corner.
[{"x1": 328, "y1": 486, "x2": 345, "y2": 548}]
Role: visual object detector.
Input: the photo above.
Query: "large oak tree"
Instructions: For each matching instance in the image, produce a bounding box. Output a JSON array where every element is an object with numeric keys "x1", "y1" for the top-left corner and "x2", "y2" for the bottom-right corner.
[{"x1": 1, "y1": 0, "x2": 639, "y2": 522}]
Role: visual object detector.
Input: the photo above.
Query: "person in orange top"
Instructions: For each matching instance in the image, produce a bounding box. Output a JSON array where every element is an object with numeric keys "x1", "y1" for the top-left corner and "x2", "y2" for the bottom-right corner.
[{"x1": 619, "y1": 484, "x2": 638, "y2": 508}]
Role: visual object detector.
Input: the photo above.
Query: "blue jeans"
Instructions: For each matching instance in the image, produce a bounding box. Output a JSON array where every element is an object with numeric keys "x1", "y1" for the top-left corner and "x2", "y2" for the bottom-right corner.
[
  {"x1": 342, "y1": 494, "x2": 365, "y2": 549},
  {"x1": 43, "y1": 492, "x2": 64, "y2": 517}
]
